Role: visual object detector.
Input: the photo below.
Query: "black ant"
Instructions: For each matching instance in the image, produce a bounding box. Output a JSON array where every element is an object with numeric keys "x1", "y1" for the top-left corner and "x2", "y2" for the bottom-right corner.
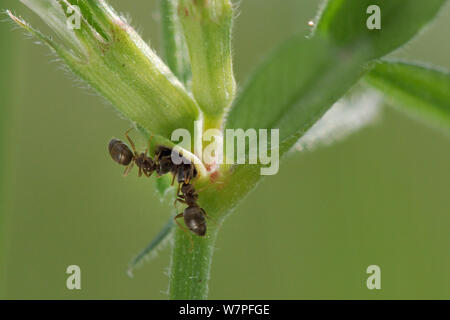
[
  {"x1": 154, "y1": 146, "x2": 198, "y2": 185},
  {"x1": 108, "y1": 129, "x2": 156, "y2": 177},
  {"x1": 174, "y1": 183, "x2": 209, "y2": 242}
]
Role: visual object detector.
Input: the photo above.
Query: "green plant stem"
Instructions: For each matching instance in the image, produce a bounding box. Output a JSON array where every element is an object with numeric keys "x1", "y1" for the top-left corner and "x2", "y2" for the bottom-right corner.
[
  {"x1": 168, "y1": 165, "x2": 261, "y2": 299},
  {"x1": 169, "y1": 225, "x2": 219, "y2": 299},
  {"x1": 203, "y1": 115, "x2": 223, "y2": 132},
  {"x1": 160, "y1": 0, "x2": 219, "y2": 300},
  {"x1": 160, "y1": 0, "x2": 191, "y2": 87},
  {"x1": 178, "y1": 0, "x2": 236, "y2": 120}
]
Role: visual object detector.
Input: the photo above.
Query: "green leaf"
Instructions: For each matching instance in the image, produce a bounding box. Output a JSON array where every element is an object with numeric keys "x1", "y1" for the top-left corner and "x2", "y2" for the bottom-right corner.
[
  {"x1": 316, "y1": 0, "x2": 446, "y2": 60},
  {"x1": 295, "y1": 90, "x2": 382, "y2": 152},
  {"x1": 365, "y1": 60, "x2": 450, "y2": 128},
  {"x1": 226, "y1": 35, "x2": 368, "y2": 152},
  {"x1": 160, "y1": 0, "x2": 192, "y2": 87},
  {"x1": 20, "y1": 0, "x2": 86, "y2": 56},
  {"x1": 178, "y1": 0, "x2": 236, "y2": 124},
  {"x1": 9, "y1": 0, "x2": 200, "y2": 142},
  {"x1": 155, "y1": 174, "x2": 175, "y2": 199},
  {"x1": 6, "y1": 10, "x2": 68, "y2": 56},
  {"x1": 227, "y1": 0, "x2": 447, "y2": 153},
  {"x1": 128, "y1": 218, "x2": 174, "y2": 277}
]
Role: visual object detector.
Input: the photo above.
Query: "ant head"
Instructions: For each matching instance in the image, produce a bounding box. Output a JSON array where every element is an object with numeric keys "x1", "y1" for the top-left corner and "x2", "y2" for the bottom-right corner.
[{"x1": 181, "y1": 183, "x2": 195, "y2": 194}]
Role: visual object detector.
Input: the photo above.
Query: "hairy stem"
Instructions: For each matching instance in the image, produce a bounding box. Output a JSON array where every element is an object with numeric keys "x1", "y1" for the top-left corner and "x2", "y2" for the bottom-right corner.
[
  {"x1": 168, "y1": 165, "x2": 261, "y2": 299},
  {"x1": 168, "y1": 225, "x2": 219, "y2": 299},
  {"x1": 160, "y1": 0, "x2": 191, "y2": 87}
]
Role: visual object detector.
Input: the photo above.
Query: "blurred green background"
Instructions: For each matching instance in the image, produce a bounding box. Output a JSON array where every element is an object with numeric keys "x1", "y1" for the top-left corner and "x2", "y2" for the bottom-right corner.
[{"x1": 0, "y1": 0, "x2": 449, "y2": 299}]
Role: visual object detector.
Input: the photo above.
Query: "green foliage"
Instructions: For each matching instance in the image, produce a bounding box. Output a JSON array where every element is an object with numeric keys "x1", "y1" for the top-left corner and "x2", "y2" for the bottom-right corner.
[
  {"x1": 227, "y1": 0, "x2": 447, "y2": 155},
  {"x1": 128, "y1": 218, "x2": 175, "y2": 276},
  {"x1": 366, "y1": 60, "x2": 450, "y2": 128},
  {"x1": 316, "y1": 0, "x2": 446, "y2": 59},
  {"x1": 155, "y1": 174, "x2": 175, "y2": 199},
  {"x1": 226, "y1": 35, "x2": 367, "y2": 152},
  {"x1": 8, "y1": 0, "x2": 199, "y2": 143},
  {"x1": 178, "y1": 0, "x2": 236, "y2": 122},
  {"x1": 161, "y1": 0, "x2": 192, "y2": 86}
]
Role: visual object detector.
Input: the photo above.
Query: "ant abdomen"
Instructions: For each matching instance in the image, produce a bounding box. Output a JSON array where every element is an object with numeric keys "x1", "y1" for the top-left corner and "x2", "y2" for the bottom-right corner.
[
  {"x1": 184, "y1": 206, "x2": 207, "y2": 237},
  {"x1": 108, "y1": 139, "x2": 133, "y2": 166}
]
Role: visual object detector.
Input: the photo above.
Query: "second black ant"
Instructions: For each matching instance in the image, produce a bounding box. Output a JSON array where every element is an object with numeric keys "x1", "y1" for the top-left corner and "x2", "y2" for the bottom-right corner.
[{"x1": 174, "y1": 183, "x2": 208, "y2": 237}]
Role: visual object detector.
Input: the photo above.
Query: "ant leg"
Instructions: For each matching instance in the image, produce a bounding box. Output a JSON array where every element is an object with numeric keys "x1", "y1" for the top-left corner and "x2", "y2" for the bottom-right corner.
[
  {"x1": 173, "y1": 197, "x2": 186, "y2": 208},
  {"x1": 173, "y1": 185, "x2": 185, "y2": 207},
  {"x1": 171, "y1": 173, "x2": 176, "y2": 186},
  {"x1": 174, "y1": 213, "x2": 194, "y2": 251},
  {"x1": 123, "y1": 162, "x2": 135, "y2": 177},
  {"x1": 176, "y1": 183, "x2": 181, "y2": 197},
  {"x1": 154, "y1": 149, "x2": 162, "y2": 163},
  {"x1": 201, "y1": 208, "x2": 216, "y2": 225},
  {"x1": 125, "y1": 128, "x2": 137, "y2": 154},
  {"x1": 187, "y1": 165, "x2": 194, "y2": 184}
]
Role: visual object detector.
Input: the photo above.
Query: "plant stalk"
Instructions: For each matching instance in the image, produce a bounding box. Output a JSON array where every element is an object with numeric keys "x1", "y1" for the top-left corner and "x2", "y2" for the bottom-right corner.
[
  {"x1": 160, "y1": 0, "x2": 191, "y2": 87},
  {"x1": 167, "y1": 165, "x2": 262, "y2": 299},
  {"x1": 168, "y1": 224, "x2": 219, "y2": 299}
]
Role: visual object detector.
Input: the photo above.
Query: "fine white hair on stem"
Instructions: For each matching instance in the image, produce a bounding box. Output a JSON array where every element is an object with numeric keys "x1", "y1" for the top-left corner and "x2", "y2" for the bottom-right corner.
[{"x1": 295, "y1": 90, "x2": 382, "y2": 152}]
